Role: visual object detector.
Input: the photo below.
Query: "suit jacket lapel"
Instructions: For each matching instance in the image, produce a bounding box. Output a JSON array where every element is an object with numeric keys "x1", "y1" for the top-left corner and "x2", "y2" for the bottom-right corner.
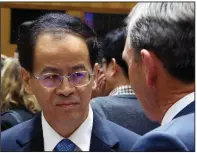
[
  {"x1": 90, "y1": 111, "x2": 119, "y2": 151},
  {"x1": 16, "y1": 113, "x2": 44, "y2": 151},
  {"x1": 15, "y1": 111, "x2": 134, "y2": 151},
  {"x1": 174, "y1": 101, "x2": 195, "y2": 119}
]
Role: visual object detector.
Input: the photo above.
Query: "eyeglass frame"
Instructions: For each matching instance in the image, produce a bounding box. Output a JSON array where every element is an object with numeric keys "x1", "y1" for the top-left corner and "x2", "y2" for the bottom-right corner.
[{"x1": 32, "y1": 71, "x2": 94, "y2": 88}]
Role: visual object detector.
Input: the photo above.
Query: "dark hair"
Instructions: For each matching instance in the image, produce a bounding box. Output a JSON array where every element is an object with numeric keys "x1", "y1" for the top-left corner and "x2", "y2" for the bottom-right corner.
[
  {"x1": 101, "y1": 27, "x2": 128, "y2": 77},
  {"x1": 87, "y1": 37, "x2": 104, "y2": 67},
  {"x1": 127, "y1": 3, "x2": 194, "y2": 83},
  {"x1": 17, "y1": 13, "x2": 97, "y2": 73},
  {"x1": 18, "y1": 21, "x2": 35, "y2": 38},
  {"x1": 16, "y1": 21, "x2": 35, "y2": 54}
]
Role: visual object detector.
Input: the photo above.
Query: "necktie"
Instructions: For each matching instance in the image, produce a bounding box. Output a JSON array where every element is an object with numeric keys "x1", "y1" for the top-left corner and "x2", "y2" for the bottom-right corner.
[{"x1": 53, "y1": 139, "x2": 76, "y2": 151}]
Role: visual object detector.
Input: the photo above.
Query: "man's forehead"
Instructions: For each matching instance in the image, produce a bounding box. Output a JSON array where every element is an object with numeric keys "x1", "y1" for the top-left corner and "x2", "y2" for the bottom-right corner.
[
  {"x1": 40, "y1": 64, "x2": 87, "y2": 73},
  {"x1": 35, "y1": 33, "x2": 88, "y2": 54},
  {"x1": 125, "y1": 36, "x2": 131, "y2": 48},
  {"x1": 35, "y1": 33, "x2": 65, "y2": 48},
  {"x1": 122, "y1": 40, "x2": 132, "y2": 63},
  {"x1": 33, "y1": 32, "x2": 92, "y2": 73}
]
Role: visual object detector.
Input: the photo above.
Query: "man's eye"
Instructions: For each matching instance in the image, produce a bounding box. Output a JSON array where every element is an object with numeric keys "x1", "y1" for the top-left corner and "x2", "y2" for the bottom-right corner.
[
  {"x1": 72, "y1": 72, "x2": 86, "y2": 79},
  {"x1": 43, "y1": 74, "x2": 59, "y2": 80}
]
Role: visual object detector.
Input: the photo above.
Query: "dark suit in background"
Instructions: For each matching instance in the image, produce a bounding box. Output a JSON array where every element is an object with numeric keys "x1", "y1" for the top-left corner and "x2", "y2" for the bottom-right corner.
[
  {"x1": 1, "y1": 111, "x2": 140, "y2": 151},
  {"x1": 1, "y1": 107, "x2": 35, "y2": 131},
  {"x1": 91, "y1": 95, "x2": 159, "y2": 135}
]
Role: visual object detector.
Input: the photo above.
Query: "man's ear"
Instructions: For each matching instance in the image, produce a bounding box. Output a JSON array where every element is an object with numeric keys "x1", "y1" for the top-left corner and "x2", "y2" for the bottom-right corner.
[
  {"x1": 111, "y1": 58, "x2": 118, "y2": 76},
  {"x1": 21, "y1": 68, "x2": 34, "y2": 94},
  {"x1": 140, "y1": 49, "x2": 157, "y2": 87}
]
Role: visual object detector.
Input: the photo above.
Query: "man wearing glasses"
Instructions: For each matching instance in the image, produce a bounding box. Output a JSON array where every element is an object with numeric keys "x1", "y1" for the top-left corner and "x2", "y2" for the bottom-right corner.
[{"x1": 1, "y1": 13, "x2": 139, "y2": 151}]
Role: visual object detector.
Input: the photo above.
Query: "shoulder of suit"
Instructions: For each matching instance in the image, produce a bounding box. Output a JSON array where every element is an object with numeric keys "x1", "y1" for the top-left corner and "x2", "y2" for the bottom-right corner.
[
  {"x1": 91, "y1": 95, "x2": 137, "y2": 103},
  {"x1": 142, "y1": 113, "x2": 194, "y2": 142},
  {"x1": 132, "y1": 114, "x2": 195, "y2": 151},
  {"x1": 2, "y1": 117, "x2": 33, "y2": 140},
  {"x1": 154, "y1": 113, "x2": 194, "y2": 132}
]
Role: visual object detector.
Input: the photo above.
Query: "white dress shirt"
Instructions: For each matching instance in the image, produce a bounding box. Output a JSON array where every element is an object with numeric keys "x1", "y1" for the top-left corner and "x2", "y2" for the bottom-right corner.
[
  {"x1": 42, "y1": 105, "x2": 93, "y2": 151},
  {"x1": 161, "y1": 92, "x2": 194, "y2": 125}
]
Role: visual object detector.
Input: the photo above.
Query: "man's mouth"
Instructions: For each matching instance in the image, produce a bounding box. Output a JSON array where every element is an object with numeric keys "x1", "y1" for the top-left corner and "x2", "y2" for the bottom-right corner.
[{"x1": 56, "y1": 102, "x2": 79, "y2": 110}]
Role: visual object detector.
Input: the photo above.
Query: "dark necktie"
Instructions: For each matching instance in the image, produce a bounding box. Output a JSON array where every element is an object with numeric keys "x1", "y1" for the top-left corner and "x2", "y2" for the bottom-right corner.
[{"x1": 53, "y1": 139, "x2": 76, "y2": 151}]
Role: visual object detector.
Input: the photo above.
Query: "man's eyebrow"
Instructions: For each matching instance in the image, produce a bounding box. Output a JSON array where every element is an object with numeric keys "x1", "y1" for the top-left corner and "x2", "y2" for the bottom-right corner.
[
  {"x1": 71, "y1": 64, "x2": 87, "y2": 71},
  {"x1": 40, "y1": 67, "x2": 61, "y2": 74}
]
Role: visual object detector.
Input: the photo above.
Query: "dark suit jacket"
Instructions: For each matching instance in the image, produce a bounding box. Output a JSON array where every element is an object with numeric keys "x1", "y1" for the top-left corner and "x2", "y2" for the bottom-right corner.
[
  {"x1": 1, "y1": 111, "x2": 140, "y2": 151},
  {"x1": 1, "y1": 107, "x2": 35, "y2": 131},
  {"x1": 131, "y1": 102, "x2": 195, "y2": 151},
  {"x1": 91, "y1": 95, "x2": 159, "y2": 135}
]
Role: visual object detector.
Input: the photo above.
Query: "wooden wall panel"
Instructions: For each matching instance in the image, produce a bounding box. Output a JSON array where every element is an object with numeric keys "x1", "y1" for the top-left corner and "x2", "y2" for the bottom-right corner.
[
  {"x1": 1, "y1": 2, "x2": 136, "y2": 13},
  {"x1": 1, "y1": 8, "x2": 17, "y2": 57},
  {"x1": 1, "y1": 2, "x2": 136, "y2": 56}
]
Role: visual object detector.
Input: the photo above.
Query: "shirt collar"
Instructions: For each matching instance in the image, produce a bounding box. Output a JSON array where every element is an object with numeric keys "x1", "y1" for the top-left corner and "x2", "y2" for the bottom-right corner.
[
  {"x1": 42, "y1": 105, "x2": 93, "y2": 151},
  {"x1": 109, "y1": 85, "x2": 134, "y2": 96},
  {"x1": 161, "y1": 92, "x2": 194, "y2": 125}
]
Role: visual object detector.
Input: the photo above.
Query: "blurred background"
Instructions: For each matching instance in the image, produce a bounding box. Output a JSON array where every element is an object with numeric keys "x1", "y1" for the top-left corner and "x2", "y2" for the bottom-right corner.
[{"x1": 1, "y1": 2, "x2": 137, "y2": 57}]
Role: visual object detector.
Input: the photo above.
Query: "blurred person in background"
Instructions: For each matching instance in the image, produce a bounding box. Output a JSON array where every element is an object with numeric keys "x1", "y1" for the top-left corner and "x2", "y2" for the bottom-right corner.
[
  {"x1": 1, "y1": 54, "x2": 8, "y2": 70},
  {"x1": 1, "y1": 54, "x2": 8, "y2": 61},
  {"x1": 90, "y1": 38, "x2": 106, "y2": 98},
  {"x1": 123, "y1": 2, "x2": 195, "y2": 151},
  {"x1": 91, "y1": 28, "x2": 159, "y2": 135},
  {"x1": 1, "y1": 58, "x2": 41, "y2": 131}
]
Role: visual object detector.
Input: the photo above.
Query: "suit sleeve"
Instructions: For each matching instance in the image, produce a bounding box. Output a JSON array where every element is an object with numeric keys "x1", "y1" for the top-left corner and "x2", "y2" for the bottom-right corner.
[
  {"x1": 1, "y1": 113, "x2": 19, "y2": 131},
  {"x1": 131, "y1": 132, "x2": 189, "y2": 151}
]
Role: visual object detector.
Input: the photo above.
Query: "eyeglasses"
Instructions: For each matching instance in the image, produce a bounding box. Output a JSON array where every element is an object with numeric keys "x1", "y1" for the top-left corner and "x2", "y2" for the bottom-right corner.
[{"x1": 32, "y1": 71, "x2": 94, "y2": 88}]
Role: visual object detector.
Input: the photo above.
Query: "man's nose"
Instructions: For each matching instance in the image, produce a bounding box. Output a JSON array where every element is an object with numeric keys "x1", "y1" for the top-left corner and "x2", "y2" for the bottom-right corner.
[{"x1": 56, "y1": 77, "x2": 75, "y2": 96}]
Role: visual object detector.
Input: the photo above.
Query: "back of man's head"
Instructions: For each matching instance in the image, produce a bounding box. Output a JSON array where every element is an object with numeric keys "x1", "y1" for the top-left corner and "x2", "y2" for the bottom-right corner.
[
  {"x1": 126, "y1": 2, "x2": 194, "y2": 83},
  {"x1": 101, "y1": 27, "x2": 128, "y2": 78}
]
